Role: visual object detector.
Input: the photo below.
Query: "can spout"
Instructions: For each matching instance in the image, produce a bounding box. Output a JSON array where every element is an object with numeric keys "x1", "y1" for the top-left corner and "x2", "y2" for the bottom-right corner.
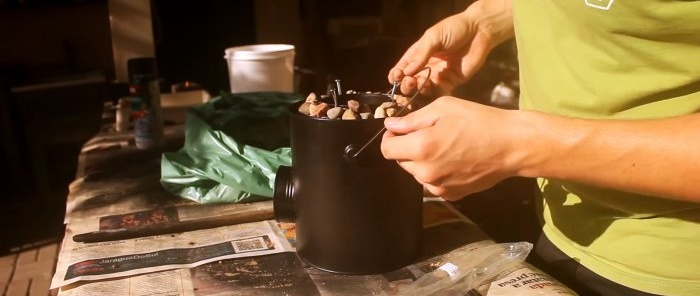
[{"x1": 273, "y1": 166, "x2": 296, "y2": 222}]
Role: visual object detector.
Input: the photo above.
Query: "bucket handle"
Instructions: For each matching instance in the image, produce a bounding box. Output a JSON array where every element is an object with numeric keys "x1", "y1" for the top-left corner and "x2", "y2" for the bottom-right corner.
[{"x1": 344, "y1": 67, "x2": 432, "y2": 161}]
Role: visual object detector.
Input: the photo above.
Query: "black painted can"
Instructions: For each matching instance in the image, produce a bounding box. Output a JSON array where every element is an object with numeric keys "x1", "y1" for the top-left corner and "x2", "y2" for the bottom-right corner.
[{"x1": 273, "y1": 93, "x2": 423, "y2": 275}]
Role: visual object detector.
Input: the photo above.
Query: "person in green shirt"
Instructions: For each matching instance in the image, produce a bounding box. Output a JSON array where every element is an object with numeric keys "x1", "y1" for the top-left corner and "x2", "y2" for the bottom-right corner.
[{"x1": 382, "y1": 0, "x2": 700, "y2": 295}]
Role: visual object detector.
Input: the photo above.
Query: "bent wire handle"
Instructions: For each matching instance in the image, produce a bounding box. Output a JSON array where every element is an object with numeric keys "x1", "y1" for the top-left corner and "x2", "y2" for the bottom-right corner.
[{"x1": 344, "y1": 67, "x2": 432, "y2": 160}]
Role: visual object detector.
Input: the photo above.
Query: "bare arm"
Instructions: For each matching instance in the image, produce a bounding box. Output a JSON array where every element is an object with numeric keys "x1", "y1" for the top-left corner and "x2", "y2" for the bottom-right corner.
[
  {"x1": 515, "y1": 110, "x2": 700, "y2": 202},
  {"x1": 384, "y1": 0, "x2": 700, "y2": 202},
  {"x1": 381, "y1": 97, "x2": 700, "y2": 202}
]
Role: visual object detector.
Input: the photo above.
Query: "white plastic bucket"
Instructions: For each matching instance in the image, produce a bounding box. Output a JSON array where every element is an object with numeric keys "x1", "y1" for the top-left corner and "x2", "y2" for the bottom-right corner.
[{"x1": 224, "y1": 44, "x2": 295, "y2": 93}]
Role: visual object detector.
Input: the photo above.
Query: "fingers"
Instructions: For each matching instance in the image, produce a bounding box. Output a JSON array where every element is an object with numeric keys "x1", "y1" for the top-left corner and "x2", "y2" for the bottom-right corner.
[
  {"x1": 388, "y1": 43, "x2": 418, "y2": 83},
  {"x1": 420, "y1": 178, "x2": 468, "y2": 202},
  {"x1": 421, "y1": 184, "x2": 450, "y2": 200},
  {"x1": 380, "y1": 97, "x2": 447, "y2": 161},
  {"x1": 389, "y1": 35, "x2": 439, "y2": 94},
  {"x1": 381, "y1": 130, "x2": 418, "y2": 161},
  {"x1": 395, "y1": 76, "x2": 414, "y2": 94},
  {"x1": 459, "y1": 33, "x2": 492, "y2": 82},
  {"x1": 391, "y1": 41, "x2": 432, "y2": 76},
  {"x1": 383, "y1": 110, "x2": 438, "y2": 135},
  {"x1": 422, "y1": 186, "x2": 438, "y2": 197},
  {"x1": 382, "y1": 104, "x2": 450, "y2": 162},
  {"x1": 415, "y1": 75, "x2": 434, "y2": 96},
  {"x1": 390, "y1": 65, "x2": 430, "y2": 96},
  {"x1": 397, "y1": 161, "x2": 460, "y2": 201},
  {"x1": 388, "y1": 68, "x2": 406, "y2": 85}
]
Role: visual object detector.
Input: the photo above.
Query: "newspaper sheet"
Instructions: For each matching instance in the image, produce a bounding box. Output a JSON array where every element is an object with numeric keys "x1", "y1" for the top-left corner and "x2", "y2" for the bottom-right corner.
[
  {"x1": 58, "y1": 269, "x2": 195, "y2": 296},
  {"x1": 51, "y1": 217, "x2": 293, "y2": 288},
  {"x1": 51, "y1": 198, "x2": 293, "y2": 288},
  {"x1": 53, "y1": 199, "x2": 576, "y2": 296},
  {"x1": 53, "y1": 198, "x2": 476, "y2": 295}
]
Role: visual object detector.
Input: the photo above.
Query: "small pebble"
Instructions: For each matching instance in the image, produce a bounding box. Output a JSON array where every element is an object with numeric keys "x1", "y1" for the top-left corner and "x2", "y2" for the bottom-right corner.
[
  {"x1": 394, "y1": 95, "x2": 413, "y2": 110},
  {"x1": 309, "y1": 102, "x2": 329, "y2": 118},
  {"x1": 298, "y1": 102, "x2": 311, "y2": 115},
  {"x1": 347, "y1": 100, "x2": 360, "y2": 112},
  {"x1": 374, "y1": 107, "x2": 386, "y2": 118},
  {"x1": 305, "y1": 92, "x2": 318, "y2": 103},
  {"x1": 327, "y1": 107, "x2": 343, "y2": 120},
  {"x1": 300, "y1": 92, "x2": 416, "y2": 120},
  {"x1": 342, "y1": 109, "x2": 358, "y2": 120},
  {"x1": 379, "y1": 101, "x2": 397, "y2": 109}
]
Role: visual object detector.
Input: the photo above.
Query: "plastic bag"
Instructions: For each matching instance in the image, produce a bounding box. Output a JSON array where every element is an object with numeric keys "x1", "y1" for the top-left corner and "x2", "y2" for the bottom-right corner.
[
  {"x1": 160, "y1": 92, "x2": 302, "y2": 204},
  {"x1": 403, "y1": 241, "x2": 533, "y2": 296}
]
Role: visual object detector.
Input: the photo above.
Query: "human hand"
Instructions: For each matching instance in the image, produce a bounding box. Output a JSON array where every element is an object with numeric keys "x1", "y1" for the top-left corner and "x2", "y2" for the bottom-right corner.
[
  {"x1": 389, "y1": 0, "x2": 514, "y2": 96},
  {"x1": 380, "y1": 96, "x2": 523, "y2": 200}
]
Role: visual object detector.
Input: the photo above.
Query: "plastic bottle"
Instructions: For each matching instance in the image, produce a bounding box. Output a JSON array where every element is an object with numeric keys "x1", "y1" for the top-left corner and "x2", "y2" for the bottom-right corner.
[
  {"x1": 115, "y1": 98, "x2": 130, "y2": 132},
  {"x1": 127, "y1": 57, "x2": 164, "y2": 149}
]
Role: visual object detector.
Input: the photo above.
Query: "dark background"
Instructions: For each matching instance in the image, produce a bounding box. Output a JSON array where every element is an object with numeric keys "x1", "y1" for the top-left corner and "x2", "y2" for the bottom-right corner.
[{"x1": 0, "y1": 0, "x2": 529, "y2": 255}]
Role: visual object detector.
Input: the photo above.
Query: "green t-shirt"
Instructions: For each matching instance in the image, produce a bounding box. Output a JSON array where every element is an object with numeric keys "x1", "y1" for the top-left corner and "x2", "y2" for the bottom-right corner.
[{"x1": 513, "y1": 0, "x2": 700, "y2": 295}]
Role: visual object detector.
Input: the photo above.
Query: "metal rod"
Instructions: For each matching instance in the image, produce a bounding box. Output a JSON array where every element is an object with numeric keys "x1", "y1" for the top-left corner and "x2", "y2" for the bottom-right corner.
[
  {"x1": 331, "y1": 88, "x2": 338, "y2": 108},
  {"x1": 335, "y1": 79, "x2": 342, "y2": 96},
  {"x1": 389, "y1": 81, "x2": 399, "y2": 100}
]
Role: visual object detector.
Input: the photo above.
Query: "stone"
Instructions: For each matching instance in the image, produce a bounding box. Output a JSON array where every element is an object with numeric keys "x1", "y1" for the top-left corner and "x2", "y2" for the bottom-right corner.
[
  {"x1": 298, "y1": 102, "x2": 311, "y2": 115},
  {"x1": 299, "y1": 92, "x2": 419, "y2": 119},
  {"x1": 386, "y1": 107, "x2": 399, "y2": 117},
  {"x1": 374, "y1": 107, "x2": 386, "y2": 118},
  {"x1": 305, "y1": 92, "x2": 318, "y2": 103},
  {"x1": 379, "y1": 101, "x2": 397, "y2": 109},
  {"x1": 342, "y1": 109, "x2": 358, "y2": 120},
  {"x1": 394, "y1": 94, "x2": 413, "y2": 110},
  {"x1": 327, "y1": 107, "x2": 344, "y2": 120},
  {"x1": 347, "y1": 100, "x2": 360, "y2": 112},
  {"x1": 309, "y1": 102, "x2": 330, "y2": 118}
]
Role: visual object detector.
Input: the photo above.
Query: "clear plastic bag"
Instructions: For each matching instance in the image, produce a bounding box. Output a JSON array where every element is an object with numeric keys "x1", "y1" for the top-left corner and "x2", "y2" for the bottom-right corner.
[{"x1": 405, "y1": 241, "x2": 533, "y2": 296}]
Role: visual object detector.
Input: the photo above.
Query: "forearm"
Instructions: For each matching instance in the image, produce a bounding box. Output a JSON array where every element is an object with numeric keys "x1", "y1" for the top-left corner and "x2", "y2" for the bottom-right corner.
[{"x1": 513, "y1": 111, "x2": 700, "y2": 202}]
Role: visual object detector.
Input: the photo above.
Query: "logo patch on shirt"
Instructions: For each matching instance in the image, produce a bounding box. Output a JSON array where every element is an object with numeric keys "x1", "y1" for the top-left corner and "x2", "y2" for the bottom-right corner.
[{"x1": 584, "y1": 0, "x2": 614, "y2": 10}]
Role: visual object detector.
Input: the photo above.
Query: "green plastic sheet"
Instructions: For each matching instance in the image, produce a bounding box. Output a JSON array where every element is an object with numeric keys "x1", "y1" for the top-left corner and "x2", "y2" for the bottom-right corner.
[{"x1": 161, "y1": 92, "x2": 302, "y2": 204}]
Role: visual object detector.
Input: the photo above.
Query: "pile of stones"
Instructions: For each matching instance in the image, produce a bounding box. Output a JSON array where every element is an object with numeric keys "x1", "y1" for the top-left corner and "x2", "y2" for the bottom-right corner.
[{"x1": 298, "y1": 92, "x2": 415, "y2": 120}]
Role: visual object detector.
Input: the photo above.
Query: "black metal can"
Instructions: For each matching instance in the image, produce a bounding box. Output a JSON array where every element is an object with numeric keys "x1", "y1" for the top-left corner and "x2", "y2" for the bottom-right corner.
[{"x1": 273, "y1": 93, "x2": 423, "y2": 275}]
